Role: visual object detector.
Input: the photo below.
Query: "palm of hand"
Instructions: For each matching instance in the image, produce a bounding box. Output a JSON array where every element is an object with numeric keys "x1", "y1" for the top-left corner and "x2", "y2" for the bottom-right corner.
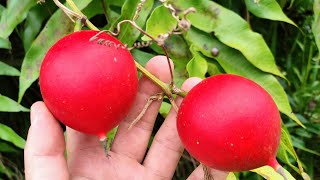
[{"x1": 24, "y1": 56, "x2": 229, "y2": 180}]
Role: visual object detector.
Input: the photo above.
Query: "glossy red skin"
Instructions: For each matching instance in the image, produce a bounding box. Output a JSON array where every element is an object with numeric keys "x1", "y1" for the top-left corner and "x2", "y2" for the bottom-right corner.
[
  {"x1": 40, "y1": 30, "x2": 138, "y2": 138},
  {"x1": 177, "y1": 74, "x2": 281, "y2": 172}
]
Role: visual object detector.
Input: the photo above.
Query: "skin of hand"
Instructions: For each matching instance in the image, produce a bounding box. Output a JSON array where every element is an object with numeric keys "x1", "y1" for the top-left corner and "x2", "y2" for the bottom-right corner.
[{"x1": 24, "y1": 55, "x2": 229, "y2": 180}]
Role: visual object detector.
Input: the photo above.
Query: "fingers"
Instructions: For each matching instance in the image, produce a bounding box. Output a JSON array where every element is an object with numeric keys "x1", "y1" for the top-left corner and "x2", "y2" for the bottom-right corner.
[
  {"x1": 187, "y1": 165, "x2": 229, "y2": 180},
  {"x1": 24, "y1": 101, "x2": 69, "y2": 180},
  {"x1": 143, "y1": 77, "x2": 202, "y2": 179},
  {"x1": 111, "y1": 56, "x2": 174, "y2": 162}
]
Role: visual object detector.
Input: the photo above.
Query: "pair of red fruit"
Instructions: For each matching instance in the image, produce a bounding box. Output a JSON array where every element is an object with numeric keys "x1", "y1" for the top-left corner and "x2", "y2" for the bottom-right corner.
[{"x1": 39, "y1": 30, "x2": 282, "y2": 173}]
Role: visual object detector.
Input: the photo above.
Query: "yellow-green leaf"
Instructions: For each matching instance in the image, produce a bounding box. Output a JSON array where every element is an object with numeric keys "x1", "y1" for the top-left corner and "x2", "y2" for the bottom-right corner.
[
  {"x1": 142, "y1": 5, "x2": 177, "y2": 41},
  {"x1": 245, "y1": 0, "x2": 296, "y2": 26},
  {"x1": 251, "y1": 166, "x2": 295, "y2": 180},
  {"x1": 0, "y1": 95, "x2": 29, "y2": 112}
]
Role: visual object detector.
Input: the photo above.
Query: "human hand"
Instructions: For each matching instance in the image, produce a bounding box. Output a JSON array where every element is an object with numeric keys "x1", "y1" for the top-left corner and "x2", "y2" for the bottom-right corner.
[{"x1": 24, "y1": 56, "x2": 229, "y2": 180}]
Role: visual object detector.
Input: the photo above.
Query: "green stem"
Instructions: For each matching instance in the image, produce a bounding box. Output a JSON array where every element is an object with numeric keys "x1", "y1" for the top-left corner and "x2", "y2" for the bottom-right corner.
[
  {"x1": 74, "y1": 18, "x2": 83, "y2": 32},
  {"x1": 135, "y1": 62, "x2": 172, "y2": 95}
]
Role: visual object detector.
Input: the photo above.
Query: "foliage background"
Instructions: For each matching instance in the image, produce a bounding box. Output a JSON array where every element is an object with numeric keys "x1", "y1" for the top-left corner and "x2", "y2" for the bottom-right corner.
[{"x1": 0, "y1": 0, "x2": 319, "y2": 179}]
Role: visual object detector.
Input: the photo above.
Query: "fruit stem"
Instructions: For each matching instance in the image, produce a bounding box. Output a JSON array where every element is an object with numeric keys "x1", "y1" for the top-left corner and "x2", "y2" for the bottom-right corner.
[{"x1": 268, "y1": 158, "x2": 287, "y2": 180}]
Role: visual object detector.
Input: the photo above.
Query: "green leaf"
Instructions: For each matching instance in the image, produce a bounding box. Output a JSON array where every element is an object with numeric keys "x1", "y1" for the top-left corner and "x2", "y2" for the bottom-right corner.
[
  {"x1": 245, "y1": 0, "x2": 296, "y2": 26},
  {"x1": 142, "y1": 5, "x2": 177, "y2": 41},
  {"x1": 0, "y1": 4, "x2": 5, "y2": 15},
  {"x1": 169, "y1": 0, "x2": 285, "y2": 79},
  {"x1": 0, "y1": 0, "x2": 36, "y2": 39},
  {"x1": 185, "y1": 28, "x2": 304, "y2": 127},
  {"x1": 313, "y1": 0, "x2": 320, "y2": 55},
  {"x1": 278, "y1": 141, "x2": 300, "y2": 173},
  {"x1": 280, "y1": 127, "x2": 310, "y2": 178},
  {"x1": 112, "y1": 0, "x2": 154, "y2": 46},
  {"x1": 159, "y1": 101, "x2": 171, "y2": 118},
  {"x1": 186, "y1": 51, "x2": 207, "y2": 78},
  {"x1": 207, "y1": 62, "x2": 222, "y2": 76},
  {"x1": 251, "y1": 166, "x2": 295, "y2": 180},
  {"x1": 0, "y1": 61, "x2": 20, "y2": 76},
  {"x1": 22, "y1": 1, "x2": 57, "y2": 51},
  {"x1": 0, "y1": 37, "x2": 11, "y2": 49},
  {"x1": 0, "y1": 123, "x2": 25, "y2": 149},
  {"x1": 165, "y1": 35, "x2": 192, "y2": 60},
  {"x1": 107, "y1": 127, "x2": 118, "y2": 151},
  {"x1": 0, "y1": 141, "x2": 18, "y2": 153},
  {"x1": 131, "y1": 49, "x2": 155, "y2": 67},
  {"x1": 0, "y1": 95, "x2": 29, "y2": 112},
  {"x1": 18, "y1": 0, "x2": 93, "y2": 103}
]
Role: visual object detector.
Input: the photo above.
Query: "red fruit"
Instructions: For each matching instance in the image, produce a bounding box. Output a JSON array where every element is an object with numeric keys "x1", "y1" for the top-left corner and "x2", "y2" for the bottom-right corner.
[
  {"x1": 177, "y1": 74, "x2": 281, "y2": 172},
  {"x1": 39, "y1": 30, "x2": 138, "y2": 139}
]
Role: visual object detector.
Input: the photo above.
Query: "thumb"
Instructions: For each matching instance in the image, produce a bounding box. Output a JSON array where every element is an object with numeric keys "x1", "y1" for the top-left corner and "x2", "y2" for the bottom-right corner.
[{"x1": 24, "y1": 101, "x2": 69, "y2": 180}]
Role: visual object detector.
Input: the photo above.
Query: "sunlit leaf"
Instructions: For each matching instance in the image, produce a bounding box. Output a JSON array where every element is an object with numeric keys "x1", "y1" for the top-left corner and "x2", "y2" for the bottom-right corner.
[
  {"x1": 142, "y1": 5, "x2": 177, "y2": 41},
  {"x1": 226, "y1": 172, "x2": 237, "y2": 180},
  {"x1": 169, "y1": 0, "x2": 285, "y2": 79},
  {"x1": 185, "y1": 27, "x2": 304, "y2": 127},
  {"x1": 0, "y1": 61, "x2": 20, "y2": 76},
  {"x1": 251, "y1": 166, "x2": 295, "y2": 180},
  {"x1": 18, "y1": 0, "x2": 93, "y2": 103},
  {"x1": 186, "y1": 51, "x2": 207, "y2": 78},
  {"x1": 0, "y1": 95, "x2": 29, "y2": 112},
  {"x1": 0, "y1": 123, "x2": 25, "y2": 149},
  {"x1": 245, "y1": 0, "x2": 296, "y2": 26}
]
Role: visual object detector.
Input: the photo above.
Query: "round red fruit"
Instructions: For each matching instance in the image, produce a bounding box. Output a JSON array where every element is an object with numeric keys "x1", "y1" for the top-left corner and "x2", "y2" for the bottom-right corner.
[
  {"x1": 39, "y1": 30, "x2": 138, "y2": 138},
  {"x1": 177, "y1": 74, "x2": 281, "y2": 172}
]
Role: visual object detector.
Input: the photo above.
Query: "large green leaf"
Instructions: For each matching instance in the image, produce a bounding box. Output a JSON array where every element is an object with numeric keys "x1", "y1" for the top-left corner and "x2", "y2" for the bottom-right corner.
[
  {"x1": 112, "y1": 0, "x2": 154, "y2": 46},
  {"x1": 0, "y1": 61, "x2": 20, "y2": 76},
  {"x1": 18, "y1": 0, "x2": 93, "y2": 103},
  {"x1": 142, "y1": 5, "x2": 177, "y2": 41},
  {"x1": 169, "y1": 0, "x2": 285, "y2": 79},
  {"x1": 185, "y1": 28, "x2": 304, "y2": 127},
  {"x1": 0, "y1": 0, "x2": 36, "y2": 48},
  {"x1": 0, "y1": 95, "x2": 29, "y2": 112},
  {"x1": 22, "y1": 1, "x2": 57, "y2": 51},
  {"x1": 0, "y1": 123, "x2": 25, "y2": 149},
  {"x1": 245, "y1": 0, "x2": 296, "y2": 26}
]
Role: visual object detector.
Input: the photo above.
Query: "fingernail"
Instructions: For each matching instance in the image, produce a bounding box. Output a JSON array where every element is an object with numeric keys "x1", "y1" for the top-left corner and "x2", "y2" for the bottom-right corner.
[{"x1": 30, "y1": 105, "x2": 40, "y2": 125}]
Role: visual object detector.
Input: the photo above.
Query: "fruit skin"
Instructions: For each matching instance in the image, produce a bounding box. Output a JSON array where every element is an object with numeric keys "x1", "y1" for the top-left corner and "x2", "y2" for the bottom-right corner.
[
  {"x1": 39, "y1": 30, "x2": 138, "y2": 138},
  {"x1": 177, "y1": 74, "x2": 281, "y2": 172}
]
